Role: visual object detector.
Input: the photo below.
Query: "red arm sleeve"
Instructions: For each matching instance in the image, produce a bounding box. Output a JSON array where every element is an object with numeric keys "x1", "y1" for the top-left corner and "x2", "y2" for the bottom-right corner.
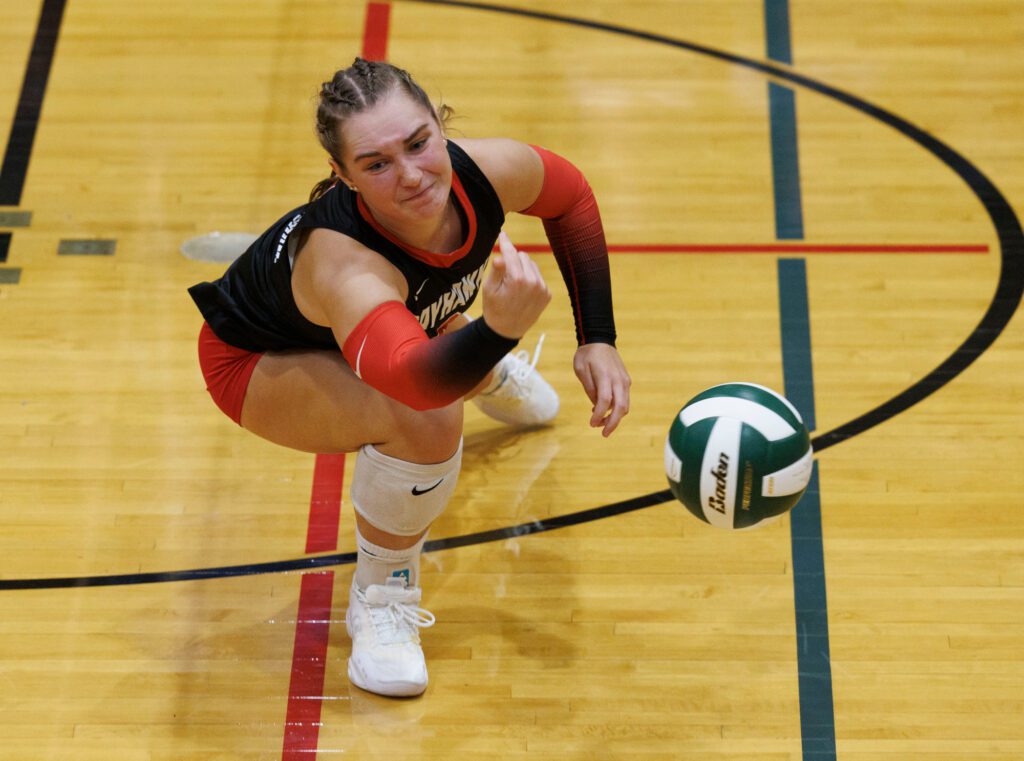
[
  {"x1": 341, "y1": 301, "x2": 519, "y2": 411},
  {"x1": 521, "y1": 145, "x2": 617, "y2": 347}
]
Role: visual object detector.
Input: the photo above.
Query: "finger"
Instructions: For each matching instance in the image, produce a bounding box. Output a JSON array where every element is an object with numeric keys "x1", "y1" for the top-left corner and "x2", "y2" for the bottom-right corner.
[
  {"x1": 502, "y1": 246, "x2": 525, "y2": 282},
  {"x1": 497, "y1": 230, "x2": 517, "y2": 256},
  {"x1": 589, "y1": 375, "x2": 614, "y2": 429},
  {"x1": 601, "y1": 386, "x2": 630, "y2": 437},
  {"x1": 496, "y1": 232, "x2": 525, "y2": 279}
]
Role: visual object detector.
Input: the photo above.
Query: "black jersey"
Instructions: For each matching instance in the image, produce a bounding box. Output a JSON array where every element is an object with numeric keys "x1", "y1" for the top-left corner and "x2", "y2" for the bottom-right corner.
[{"x1": 188, "y1": 141, "x2": 505, "y2": 353}]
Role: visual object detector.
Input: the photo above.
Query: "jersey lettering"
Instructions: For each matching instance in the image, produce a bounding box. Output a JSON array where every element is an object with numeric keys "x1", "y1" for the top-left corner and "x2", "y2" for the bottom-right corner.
[
  {"x1": 417, "y1": 263, "x2": 486, "y2": 332},
  {"x1": 273, "y1": 213, "x2": 304, "y2": 264}
]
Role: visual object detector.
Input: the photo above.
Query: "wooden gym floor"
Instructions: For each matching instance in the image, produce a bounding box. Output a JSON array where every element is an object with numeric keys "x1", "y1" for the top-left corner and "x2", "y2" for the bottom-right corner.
[{"x1": 0, "y1": 1, "x2": 1021, "y2": 759}]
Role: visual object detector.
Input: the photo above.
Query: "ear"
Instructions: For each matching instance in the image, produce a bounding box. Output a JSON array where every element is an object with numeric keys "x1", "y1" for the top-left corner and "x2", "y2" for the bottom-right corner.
[{"x1": 329, "y1": 158, "x2": 353, "y2": 187}]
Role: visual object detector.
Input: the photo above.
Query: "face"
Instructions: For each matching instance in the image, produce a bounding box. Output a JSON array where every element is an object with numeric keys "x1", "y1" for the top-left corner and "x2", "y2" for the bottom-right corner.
[{"x1": 334, "y1": 89, "x2": 451, "y2": 228}]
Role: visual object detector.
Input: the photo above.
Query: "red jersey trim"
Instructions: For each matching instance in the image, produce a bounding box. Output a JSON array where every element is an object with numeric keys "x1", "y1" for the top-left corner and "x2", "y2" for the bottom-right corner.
[{"x1": 356, "y1": 171, "x2": 478, "y2": 269}]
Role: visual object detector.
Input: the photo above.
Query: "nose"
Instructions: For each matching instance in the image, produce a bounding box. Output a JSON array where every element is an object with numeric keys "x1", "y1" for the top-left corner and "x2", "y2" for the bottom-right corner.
[{"x1": 397, "y1": 157, "x2": 422, "y2": 187}]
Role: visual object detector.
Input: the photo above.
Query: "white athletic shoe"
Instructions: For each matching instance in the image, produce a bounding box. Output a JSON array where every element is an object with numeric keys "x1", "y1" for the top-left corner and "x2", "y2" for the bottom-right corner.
[
  {"x1": 345, "y1": 578, "x2": 436, "y2": 697},
  {"x1": 472, "y1": 335, "x2": 560, "y2": 426}
]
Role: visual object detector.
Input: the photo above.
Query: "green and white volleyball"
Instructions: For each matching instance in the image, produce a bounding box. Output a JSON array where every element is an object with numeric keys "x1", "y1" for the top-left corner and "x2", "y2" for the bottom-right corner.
[{"x1": 665, "y1": 383, "x2": 813, "y2": 530}]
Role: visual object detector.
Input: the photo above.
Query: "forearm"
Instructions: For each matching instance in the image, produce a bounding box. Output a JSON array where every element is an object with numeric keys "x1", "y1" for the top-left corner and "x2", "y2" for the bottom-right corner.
[
  {"x1": 342, "y1": 301, "x2": 519, "y2": 410},
  {"x1": 521, "y1": 145, "x2": 617, "y2": 347}
]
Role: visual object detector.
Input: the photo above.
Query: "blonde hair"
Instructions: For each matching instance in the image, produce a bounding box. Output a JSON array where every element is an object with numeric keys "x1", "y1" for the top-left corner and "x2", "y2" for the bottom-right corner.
[{"x1": 310, "y1": 58, "x2": 453, "y2": 201}]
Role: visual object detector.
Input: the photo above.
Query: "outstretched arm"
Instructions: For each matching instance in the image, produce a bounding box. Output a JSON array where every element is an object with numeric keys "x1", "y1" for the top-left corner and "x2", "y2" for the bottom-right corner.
[
  {"x1": 454, "y1": 138, "x2": 631, "y2": 435},
  {"x1": 520, "y1": 145, "x2": 631, "y2": 437}
]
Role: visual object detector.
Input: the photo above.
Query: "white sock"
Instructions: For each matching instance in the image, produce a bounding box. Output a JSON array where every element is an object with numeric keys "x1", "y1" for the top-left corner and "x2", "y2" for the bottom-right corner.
[{"x1": 354, "y1": 527, "x2": 428, "y2": 590}]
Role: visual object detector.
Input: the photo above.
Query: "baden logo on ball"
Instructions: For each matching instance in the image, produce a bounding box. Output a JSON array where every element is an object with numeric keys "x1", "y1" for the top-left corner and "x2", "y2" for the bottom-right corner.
[{"x1": 665, "y1": 382, "x2": 813, "y2": 530}]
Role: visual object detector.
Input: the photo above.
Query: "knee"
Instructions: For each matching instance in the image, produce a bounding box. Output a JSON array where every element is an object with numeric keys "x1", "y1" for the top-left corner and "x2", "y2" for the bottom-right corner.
[{"x1": 385, "y1": 401, "x2": 464, "y2": 463}]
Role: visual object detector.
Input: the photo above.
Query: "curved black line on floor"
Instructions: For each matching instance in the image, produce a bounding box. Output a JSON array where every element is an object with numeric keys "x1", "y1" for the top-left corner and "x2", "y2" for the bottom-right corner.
[
  {"x1": 0, "y1": 491, "x2": 672, "y2": 589},
  {"x1": 3, "y1": 4, "x2": 1021, "y2": 592}
]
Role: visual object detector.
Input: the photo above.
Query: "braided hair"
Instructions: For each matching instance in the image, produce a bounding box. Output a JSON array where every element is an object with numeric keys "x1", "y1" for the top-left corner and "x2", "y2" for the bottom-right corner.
[{"x1": 309, "y1": 58, "x2": 453, "y2": 201}]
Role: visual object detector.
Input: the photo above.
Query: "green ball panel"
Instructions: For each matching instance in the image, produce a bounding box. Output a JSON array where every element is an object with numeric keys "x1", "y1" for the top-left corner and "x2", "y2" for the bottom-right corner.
[
  {"x1": 735, "y1": 424, "x2": 811, "y2": 528},
  {"x1": 686, "y1": 382, "x2": 805, "y2": 431},
  {"x1": 666, "y1": 415, "x2": 719, "y2": 524}
]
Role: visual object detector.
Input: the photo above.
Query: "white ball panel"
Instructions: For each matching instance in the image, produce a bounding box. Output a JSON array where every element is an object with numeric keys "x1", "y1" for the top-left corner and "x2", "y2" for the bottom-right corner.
[
  {"x1": 700, "y1": 417, "x2": 741, "y2": 528},
  {"x1": 761, "y1": 447, "x2": 814, "y2": 497},
  {"x1": 680, "y1": 397, "x2": 797, "y2": 441}
]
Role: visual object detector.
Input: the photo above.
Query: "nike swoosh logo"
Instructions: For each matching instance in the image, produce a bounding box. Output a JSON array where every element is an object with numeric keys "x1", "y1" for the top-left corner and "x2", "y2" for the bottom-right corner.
[
  {"x1": 354, "y1": 336, "x2": 368, "y2": 378},
  {"x1": 411, "y1": 478, "x2": 444, "y2": 496},
  {"x1": 414, "y1": 279, "x2": 429, "y2": 299}
]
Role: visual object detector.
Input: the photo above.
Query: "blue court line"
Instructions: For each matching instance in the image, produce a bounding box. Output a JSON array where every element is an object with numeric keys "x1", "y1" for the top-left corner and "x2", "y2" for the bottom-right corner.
[
  {"x1": 779, "y1": 258, "x2": 836, "y2": 760},
  {"x1": 768, "y1": 84, "x2": 805, "y2": 240},
  {"x1": 765, "y1": 0, "x2": 804, "y2": 240},
  {"x1": 766, "y1": 5, "x2": 833, "y2": 752},
  {"x1": 764, "y1": 0, "x2": 793, "y2": 63}
]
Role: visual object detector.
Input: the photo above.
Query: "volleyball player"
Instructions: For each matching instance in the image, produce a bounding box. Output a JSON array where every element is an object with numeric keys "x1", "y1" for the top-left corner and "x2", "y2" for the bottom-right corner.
[{"x1": 188, "y1": 58, "x2": 631, "y2": 697}]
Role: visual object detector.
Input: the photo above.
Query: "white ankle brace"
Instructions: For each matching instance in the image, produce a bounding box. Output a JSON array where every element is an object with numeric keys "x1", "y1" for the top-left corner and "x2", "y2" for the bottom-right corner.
[
  {"x1": 350, "y1": 439, "x2": 463, "y2": 537},
  {"x1": 354, "y1": 527, "x2": 428, "y2": 589}
]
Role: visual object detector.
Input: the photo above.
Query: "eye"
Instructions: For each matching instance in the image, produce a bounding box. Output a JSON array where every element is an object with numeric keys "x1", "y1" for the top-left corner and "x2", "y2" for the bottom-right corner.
[
  {"x1": 366, "y1": 160, "x2": 387, "y2": 172},
  {"x1": 410, "y1": 137, "x2": 428, "y2": 151}
]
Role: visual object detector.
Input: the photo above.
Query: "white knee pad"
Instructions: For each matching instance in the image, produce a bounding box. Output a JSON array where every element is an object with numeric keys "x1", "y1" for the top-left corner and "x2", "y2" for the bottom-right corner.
[{"x1": 350, "y1": 439, "x2": 463, "y2": 536}]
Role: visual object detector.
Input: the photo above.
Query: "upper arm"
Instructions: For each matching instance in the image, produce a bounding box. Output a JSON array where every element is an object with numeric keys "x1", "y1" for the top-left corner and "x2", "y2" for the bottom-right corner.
[
  {"x1": 290, "y1": 227, "x2": 409, "y2": 346},
  {"x1": 453, "y1": 137, "x2": 544, "y2": 214}
]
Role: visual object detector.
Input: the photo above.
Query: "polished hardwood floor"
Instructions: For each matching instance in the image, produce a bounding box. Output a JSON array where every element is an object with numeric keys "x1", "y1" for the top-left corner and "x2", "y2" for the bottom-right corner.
[{"x1": 0, "y1": 1, "x2": 1021, "y2": 759}]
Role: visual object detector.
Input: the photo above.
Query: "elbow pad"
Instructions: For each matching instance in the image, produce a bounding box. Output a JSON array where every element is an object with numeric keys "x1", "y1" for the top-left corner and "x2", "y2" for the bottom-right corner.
[{"x1": 341, "y1": 301, "x2": 518, "y2": 410}]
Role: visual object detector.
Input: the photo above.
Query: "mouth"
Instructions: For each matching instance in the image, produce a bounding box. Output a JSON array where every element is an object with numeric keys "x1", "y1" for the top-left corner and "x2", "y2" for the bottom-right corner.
[{"x1": 401, "y1": 183, "x2": 434, "y2": 203}]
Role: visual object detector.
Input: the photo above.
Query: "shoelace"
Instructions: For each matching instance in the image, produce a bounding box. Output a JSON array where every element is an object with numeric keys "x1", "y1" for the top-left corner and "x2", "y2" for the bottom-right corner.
[
  {"x1": 365, "y1": 594, "x2": 436, "y2": 645},
  {"x1": 510, "y1": 333, "x2": 545, "y2": 382},
  {"x1": 484, "y1": 334, "x2": 546, "y2": 400}
]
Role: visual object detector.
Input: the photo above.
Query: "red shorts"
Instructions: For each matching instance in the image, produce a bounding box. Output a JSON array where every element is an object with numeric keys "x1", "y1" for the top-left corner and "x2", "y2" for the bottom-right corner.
[{"x1": 197, "y1": 322, "x2": 264, "y2": 425}]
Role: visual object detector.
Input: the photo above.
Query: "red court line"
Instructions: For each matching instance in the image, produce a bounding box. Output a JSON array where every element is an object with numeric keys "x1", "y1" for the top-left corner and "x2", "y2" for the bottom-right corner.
[
  {"x1": 305, "y1": 454, "x2": 346, "y2": 553},
  {"x1": 362, "y1": 2, "x2": 391, "y2": 62},
  {"x1": 283, "y1": 3, "x2": 390, "y2": 758},
  {"x1": 510, "y1": 243, "x2": 989, "y2": 254},
  {"x1": 281, "y1": 571, "x2": 336, "y2": 761},
  {"x1": 282, "y1": 456, "x2": 345, "y2": 760}
]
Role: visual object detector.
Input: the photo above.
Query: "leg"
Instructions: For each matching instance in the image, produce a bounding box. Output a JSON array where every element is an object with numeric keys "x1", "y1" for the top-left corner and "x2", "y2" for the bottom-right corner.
[
  {"x1": 240, "y1": 348, "x2": 461, "y2": 696},
  {"x1": 242, "y1": 348, "x2": 461, "y2": 585},
  {"x1": 241, "y1": 347, "x2": 462, "y2": 462}
]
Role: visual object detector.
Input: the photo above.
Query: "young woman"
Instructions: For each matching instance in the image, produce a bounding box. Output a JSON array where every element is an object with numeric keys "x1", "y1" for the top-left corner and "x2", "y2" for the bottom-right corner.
[{"x1": 189, "y1": 58, "x2": 630, "y2": 697}]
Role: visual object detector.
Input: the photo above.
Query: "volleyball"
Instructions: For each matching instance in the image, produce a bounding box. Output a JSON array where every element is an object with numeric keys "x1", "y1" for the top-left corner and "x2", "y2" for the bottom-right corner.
[{"x1": 664, "y1": 382, "x2": 813, "y2": 529}]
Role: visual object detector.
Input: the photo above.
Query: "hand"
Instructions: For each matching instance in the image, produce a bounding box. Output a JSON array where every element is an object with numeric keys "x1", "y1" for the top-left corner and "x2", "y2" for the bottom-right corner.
[
  {"x1": 573, "y1": 343, "x2": 631, "y2": 437},
  {"x1": 482, "y1": 231, "x2": 551, "y2": 339}
]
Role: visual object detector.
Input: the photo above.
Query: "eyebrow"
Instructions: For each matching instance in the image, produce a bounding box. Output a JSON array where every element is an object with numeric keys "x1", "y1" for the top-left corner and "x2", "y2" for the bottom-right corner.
[{"x1": 354, "y1": 124, "x2": 431, "y2": 162}]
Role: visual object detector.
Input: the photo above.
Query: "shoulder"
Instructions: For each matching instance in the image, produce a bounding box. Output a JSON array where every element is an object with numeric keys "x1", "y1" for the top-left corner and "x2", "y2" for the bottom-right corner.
[
  {"x1": 451, "y1": 137, "x2": 543, "y2": 214},
  {"x1": 291, "y1": 228, "x2": 406, "y2": 332},
  {"x1": 296, "y1": 228, "x2": 404, "y2": 292}
]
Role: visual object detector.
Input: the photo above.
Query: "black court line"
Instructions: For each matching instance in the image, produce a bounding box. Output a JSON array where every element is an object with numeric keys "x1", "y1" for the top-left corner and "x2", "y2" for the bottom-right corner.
[
  {"x1": 0, "y1": 0, "x2": 67, "y2": 206},
  {"x1": 2, "y1": 3, "x2": 1021, "y2": 591},
  {"x1": 0, "y1": 491, "x2": 672, "y2": 589}
]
